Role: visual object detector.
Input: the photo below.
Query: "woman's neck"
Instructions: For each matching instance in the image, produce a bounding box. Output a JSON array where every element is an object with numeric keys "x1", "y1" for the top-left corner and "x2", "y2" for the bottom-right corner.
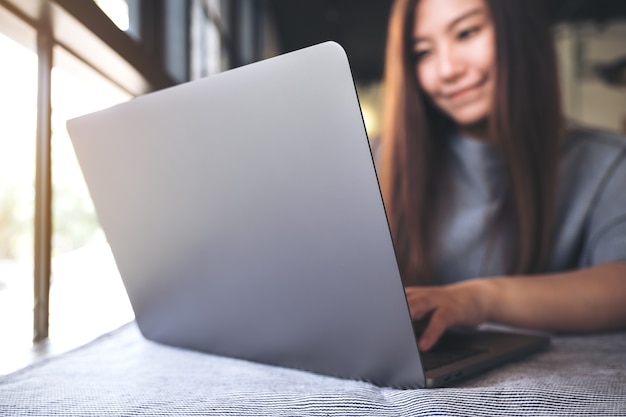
[{"x1": 458, "y1": 119, "x2": 490, "y2": 142}]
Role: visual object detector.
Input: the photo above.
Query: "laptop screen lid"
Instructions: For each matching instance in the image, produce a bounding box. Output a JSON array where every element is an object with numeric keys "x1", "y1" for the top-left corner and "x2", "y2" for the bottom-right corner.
[{"x1": 67, "y1": 42, "x2": 424, "y2": 388}]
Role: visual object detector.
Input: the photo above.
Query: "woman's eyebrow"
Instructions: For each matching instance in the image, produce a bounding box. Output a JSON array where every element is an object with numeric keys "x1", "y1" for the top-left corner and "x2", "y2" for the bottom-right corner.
[
  {"x1": 448, "y1": 8, "x2": 485, "y2": 30},
  {"x1": 412, "y1": 7, "x2": 485, "y2": 45}
]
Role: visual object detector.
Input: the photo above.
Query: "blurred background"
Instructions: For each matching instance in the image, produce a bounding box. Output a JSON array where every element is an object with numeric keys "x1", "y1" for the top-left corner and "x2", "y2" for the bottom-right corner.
[{"x1": 0, "y1": 0, "x2": 625, "y2": 374}]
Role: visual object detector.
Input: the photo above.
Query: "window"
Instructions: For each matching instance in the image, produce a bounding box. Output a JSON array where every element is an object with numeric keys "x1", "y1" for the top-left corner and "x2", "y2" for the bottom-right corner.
[
  {"x1": 191, "y1": 0, "x2": 227, "y2": 79},
  {"x1": 0, "y1": 0, "x2": 273, "y2": 375},
  {"x1": 0, "y1": 0, "x2": 153, "y2": 374},
  {"x1": 49, "y1": 46, "x2": 134, "y2": 349},
  {"x1": 0, "y1": 30, "x2": 37, "y2": 374},
  {"x1": 95, "y1": 0, "x2": 130, "y2": 32}
]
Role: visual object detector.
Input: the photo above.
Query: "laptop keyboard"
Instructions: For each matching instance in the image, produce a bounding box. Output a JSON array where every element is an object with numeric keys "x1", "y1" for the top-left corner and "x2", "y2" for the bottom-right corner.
[
  {"x1": 420, "y1": 346, "x2": 487, "y2": 371},
  {"x1": 412, "y1": 320, "x2": 488, "y2": 371}
]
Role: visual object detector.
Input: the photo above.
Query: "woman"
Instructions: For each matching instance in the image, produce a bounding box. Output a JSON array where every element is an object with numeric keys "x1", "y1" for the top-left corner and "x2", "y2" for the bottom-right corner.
[{"x1": 379, "y1": 0, "x2": 626, "y2": 351}]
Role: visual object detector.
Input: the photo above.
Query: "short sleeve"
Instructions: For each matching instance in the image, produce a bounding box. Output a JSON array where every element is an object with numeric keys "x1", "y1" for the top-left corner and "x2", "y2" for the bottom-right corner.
[{"x1": 583, "y1": 148, "x2": 626, "y2": 265}]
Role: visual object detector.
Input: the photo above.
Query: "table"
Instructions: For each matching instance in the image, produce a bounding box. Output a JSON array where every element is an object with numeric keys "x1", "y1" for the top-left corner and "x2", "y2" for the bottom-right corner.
[{"x1": 1, "y1": 322, "x2": 624, "y2": 416}]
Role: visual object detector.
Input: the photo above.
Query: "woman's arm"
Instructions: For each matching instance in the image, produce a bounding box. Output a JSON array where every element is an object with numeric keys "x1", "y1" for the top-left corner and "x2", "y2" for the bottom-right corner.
[{"x1": 406, "y1": 261, "x2": 626, "y2": 351}]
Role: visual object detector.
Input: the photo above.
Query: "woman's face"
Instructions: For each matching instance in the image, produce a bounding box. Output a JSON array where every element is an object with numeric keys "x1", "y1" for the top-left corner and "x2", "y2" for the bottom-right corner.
[{"x1": 412, "y1": 0, "x2": 496, "y2": 127}]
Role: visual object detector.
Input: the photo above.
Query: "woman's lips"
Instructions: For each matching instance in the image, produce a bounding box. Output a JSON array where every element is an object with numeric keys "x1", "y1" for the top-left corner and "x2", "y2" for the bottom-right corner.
[
  {"x1": 448, "y1": 85, "x2": 479, "y2": 100},
  {"x1": 443, "y1": 76, "x2": 488, "y2": 101}
]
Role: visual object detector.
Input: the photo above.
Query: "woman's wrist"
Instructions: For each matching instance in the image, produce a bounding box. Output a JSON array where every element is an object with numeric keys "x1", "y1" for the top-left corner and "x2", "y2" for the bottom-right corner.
[
  {"x1": 469, "y1": 277, "x2": 500, "y2": 324},
  {"x1": 451, "y1": 278, "x2": 500, "y2": 327}
]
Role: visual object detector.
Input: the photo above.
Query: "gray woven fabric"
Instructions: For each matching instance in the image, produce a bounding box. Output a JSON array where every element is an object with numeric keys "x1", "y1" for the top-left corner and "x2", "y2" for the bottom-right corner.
[
  {"x1": 431, "y1": 127, "x2": 626, "y2": 284},
  {"x1": 1, "y1": 322, "x2": 625, "y2": 416}
]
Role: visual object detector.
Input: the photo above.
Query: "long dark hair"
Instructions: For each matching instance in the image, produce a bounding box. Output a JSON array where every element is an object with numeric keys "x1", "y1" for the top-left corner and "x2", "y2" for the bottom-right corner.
[{"x1": 380, "y1": 0, "x2": 563, "y2": 285}]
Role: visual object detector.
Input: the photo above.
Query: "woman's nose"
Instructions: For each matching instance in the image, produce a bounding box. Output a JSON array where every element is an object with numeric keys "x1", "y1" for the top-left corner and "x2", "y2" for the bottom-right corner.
[{"x1": 437, "y1": 45, "x2": 464, "y2": 82}]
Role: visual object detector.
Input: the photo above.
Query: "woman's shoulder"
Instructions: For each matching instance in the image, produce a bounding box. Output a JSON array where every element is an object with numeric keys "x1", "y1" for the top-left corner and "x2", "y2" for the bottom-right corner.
[
  {"x1": 561, "y1": 126, "x2": 626, "y2": 174},
  {"x1": 562, "y1": 125, "x2": 626, "y2": 155}
]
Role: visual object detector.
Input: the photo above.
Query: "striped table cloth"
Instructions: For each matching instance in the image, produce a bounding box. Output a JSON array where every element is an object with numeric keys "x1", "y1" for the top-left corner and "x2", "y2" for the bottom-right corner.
[{"x1": 1, "y1": 322, "x2": 625, "y2": 416}]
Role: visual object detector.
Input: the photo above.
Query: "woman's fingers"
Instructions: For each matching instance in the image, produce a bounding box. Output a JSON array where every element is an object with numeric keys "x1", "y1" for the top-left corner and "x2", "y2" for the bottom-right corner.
[
  {"x1": 405, "y1": 287, "x2": 452, "y2": 350},
  {"x1": 404, "y1": 287, "x2": 436, "y2": 319},
  {"x1": 405, "y1": 281, "x2": 490, "y2": 351},
  {"x1": 418, "y1": 309, "x2": 454, "y2": 351}
]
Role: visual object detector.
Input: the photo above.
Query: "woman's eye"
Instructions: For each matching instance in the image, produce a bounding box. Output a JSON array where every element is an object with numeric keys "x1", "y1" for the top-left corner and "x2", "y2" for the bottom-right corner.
[
  {"x1": 458, "y1": 26, "x2": 480, "y2": 40},
  {"x1": 412, "y1": 50, "x2": 430, "y2": 63}
]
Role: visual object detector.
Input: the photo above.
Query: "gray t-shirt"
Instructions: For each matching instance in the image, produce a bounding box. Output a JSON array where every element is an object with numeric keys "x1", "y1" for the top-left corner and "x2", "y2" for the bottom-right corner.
[{"x1": 373, "y1": 127, "x2": 626, "y2": 284}]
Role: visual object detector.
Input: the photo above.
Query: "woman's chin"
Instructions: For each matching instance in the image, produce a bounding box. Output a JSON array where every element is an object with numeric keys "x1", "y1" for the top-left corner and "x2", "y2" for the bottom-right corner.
[{"x1": 449, "y1": 108, "x2": 490, "y2": 131}]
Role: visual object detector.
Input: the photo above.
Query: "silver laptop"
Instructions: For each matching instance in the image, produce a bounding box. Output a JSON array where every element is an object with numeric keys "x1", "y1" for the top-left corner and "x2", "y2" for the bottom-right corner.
[{"x1": 67, "y1": 41, "x2": 548, "y2": 388}]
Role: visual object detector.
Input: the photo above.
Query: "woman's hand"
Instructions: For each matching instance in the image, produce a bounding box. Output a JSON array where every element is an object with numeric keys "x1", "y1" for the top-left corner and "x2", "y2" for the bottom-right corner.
[
  {"x1": 406, "y1": 262, "x2": 626, "y2": 351},
  {"x1": 405, "y1": 279, "x2": 495, "y2": 351}
]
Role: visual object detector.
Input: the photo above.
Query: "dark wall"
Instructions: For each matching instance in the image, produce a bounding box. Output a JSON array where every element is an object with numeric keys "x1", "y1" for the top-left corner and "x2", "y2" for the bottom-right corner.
[{"x1": 268, "y1": 0, "x2": 626, "y2": 83}]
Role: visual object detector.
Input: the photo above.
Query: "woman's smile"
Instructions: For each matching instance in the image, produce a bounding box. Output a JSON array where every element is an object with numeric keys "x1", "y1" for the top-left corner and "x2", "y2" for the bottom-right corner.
[{"x1": 443, "y1": 75, "x2": 489, "y2": 103}]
